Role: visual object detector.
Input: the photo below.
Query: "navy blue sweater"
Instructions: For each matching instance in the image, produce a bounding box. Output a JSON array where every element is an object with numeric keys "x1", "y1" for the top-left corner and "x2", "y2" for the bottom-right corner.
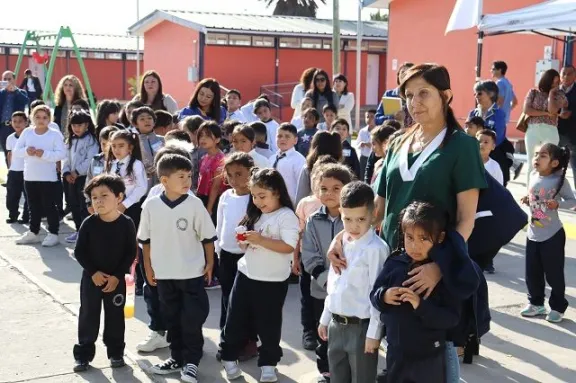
[{"x1": 371, "y1": 253, "x2": 461, "y2": 358}]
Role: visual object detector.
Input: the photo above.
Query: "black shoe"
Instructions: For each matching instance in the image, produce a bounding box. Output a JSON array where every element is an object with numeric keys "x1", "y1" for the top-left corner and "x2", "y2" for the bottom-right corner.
[
  {"x1": 302, "y1": 330, "x2": 318, "y2": 351},
  {"x1": 150, "y1": 358, "x2": 182, "y2": 375},
  {"x1": 6, "y1": 218, "x2": 16, "y2": 224},
  {"x1": 514, "y1": 162, "x2": 523, "y2": 180},
  {"x1": 73, "y1": 360, "x2": 89, "y2": 372},
  {"x1": 181, "y1": 363, "x2": 198, "y2": 383},
  {"x1": 135, "y1": 287, "x2": 143, "y2": 296},
  {"x1": 376, "y1": 369, "x2": 387, "y2": 383},
  {"x1": 17, "y1": 218, "x2": 29, "y2": 224},
  {"x1": 110, "y1": 357, "x2": 126, "y2": 368},
  {"x1": 484, "y1": 265, "x2": 495, "y2": 274},
  {"x1": 1, "y1": 183, "x2": 6, "y2": 188},
  {"x1": 216, "y1": 348, "x2": 222, "y2": 361}
]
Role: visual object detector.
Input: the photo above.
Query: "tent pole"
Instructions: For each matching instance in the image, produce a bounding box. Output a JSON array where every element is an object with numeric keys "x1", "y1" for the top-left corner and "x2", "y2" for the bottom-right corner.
[{"x1": 475, "y1": 31, "x2": 484, "y2": 81}]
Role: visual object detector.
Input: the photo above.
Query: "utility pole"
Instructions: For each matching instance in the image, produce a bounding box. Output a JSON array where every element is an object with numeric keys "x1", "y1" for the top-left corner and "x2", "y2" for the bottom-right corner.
[
  {"x1": 332, "y1": 0, "x2": 341, "y2": 75},
  {"x1": 136, "y1": 0, "x2": 141, "y2": 86}
]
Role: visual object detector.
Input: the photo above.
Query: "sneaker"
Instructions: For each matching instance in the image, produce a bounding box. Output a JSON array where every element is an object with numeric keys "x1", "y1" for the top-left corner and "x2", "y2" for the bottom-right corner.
[
  {"x1": 181, "y1": 363, "x2": 199, "y2": 383},
  {"x1": 109, "y1": 357, "x2": 126, "y2": 368},
  {"x1": 65, "y1": 212, "x2": 73, "y2": 221},
  {"x1": 65, "y1": 232, "x2": 78, "y2": 243},
  {"x1": 135, "y1": 286, "x2": 144, "y2": 296},
  {"x1": 17, "y1": 218, "x2": 29, "y2": 224},
  {"x1": 136, "y1": 331, "x2": 170, "y2": 352},
  {"x1": 42, "y1": 233, "x2": 60, "y2": 247},
  {"x1": 484, "y1": 265, "x2": 495, "y2": 274},
  {"x1": 260, "y1": 366, "x2": 278, "y2": 382},
  {"x1": 302, "y1": 330, "x2": 317, "y2": 351},
  {"x1": 150, "y1": 358, "x2": 181, "y2": 375},
  {"x1": 222, "y1": 360, "x2": 243, "y2": 380},
  {"x1": 16, "y1": 231, "x2": 41, "y2": 245},
  {"x1": 514, "y1": 162, "x2": 524, "y2": 180},
  {"x1": 73, "y1": 360, "x2": 89, "y2": 372},
  {"x1": 205, "y1": 278, "x2": 221, "y2": 290},
  {"x1": 6, "y1": 218, "x2": 17, "y2": 224},
  {"x1": 520, "y1": 304, "x2": 547, "y2": 317},
  {"x1": 546, "y1": 310, "x2": 564, "y2": 323},
  {"x1": 317, "y1": 373, "x2": 330, "y2": 383},
  {"x1": 238, "y1": 339, "x2": 259, "y2": 362},
  {"x1": 376, "y1": 369, "x2": 388, "y2": 383}
]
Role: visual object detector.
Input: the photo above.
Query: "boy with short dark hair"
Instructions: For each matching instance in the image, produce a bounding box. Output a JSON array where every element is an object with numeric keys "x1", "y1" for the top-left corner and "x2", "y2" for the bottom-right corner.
[
  {"x1": 356, "y1": 109, "x2": 377, "y2": 181},
  {"x1": 318, "y1": 181, "x2": 389, "y2": 383},
  {"x1": 254, "y1": 99, "x2": 279, "y2": 153},
  {"x1": 250, "y1": 121, "x2": 274, "y2": 158},
  {"x1": 296, "y1": 108, "x2": 320, "y2": 157},
  {"x1": 154, "y1": 110, "x2": 175, "y2": 136},
  {"x1": 73, "y1": 174, "x2": 137, "y2": 372},
  {"x1": 5, "y1": 111, "x2": 29, "y2": 224},
  {"x1": 180, "y1": 115, "x2": 205, "y2": 193},
  {"x1": 225, "y1": 89, "x2": 245, "y2": 122},
  {"x1": 332, "y1": 119, "x2": 362, "y2": 179},
  {"x1": 268, "y1": 123, "x2": 307, "y2": 204},
  {"x1": 477, "y1": 129, "x2": 504, "y2": 185},
  {"x1": 139, "y1": 153, "x2": 217, "y2": 382},
  {"x1": 465, "y1": 116, "x2": 485, "y2": 137},
  {"x1": 165, "y1": 129, "x2": 192, "y2": 144}
]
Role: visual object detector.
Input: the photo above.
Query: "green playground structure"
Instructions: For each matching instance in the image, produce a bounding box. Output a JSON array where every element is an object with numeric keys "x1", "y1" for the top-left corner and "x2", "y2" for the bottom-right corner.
[{"x1": 13, "y1": 26, "x2": 96, "y2": 112}]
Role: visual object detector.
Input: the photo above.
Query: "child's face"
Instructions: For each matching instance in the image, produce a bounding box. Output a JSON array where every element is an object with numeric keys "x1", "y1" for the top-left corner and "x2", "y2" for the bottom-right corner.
[
  {"x1": 71, "y1": 123, "x2": 88, "y2": 137},
  {"x1": 251, "y1": 184, "x2": 281, "y2": 214},
  {"x1": 198, "y1": 131, "x2": 219, "y2": 150},
  {"x1": 197, "y1": 87, "x2": 215, "y2": 109},
  {"x1": 107, "y1": 112, "x2": 119, "y2": 124},
  {"x1": 256, "y1": 107, "x2": 272, "y2": 122},
  {"x1": 301, "y1": 99, "x2": 313, "y2": 112},
  {"x1": 371, "y1": 138, "x2": 387, "y2": 157},
  {"x1": 333, "y1": 123, "x2": 349, "y2": 141},
  {"x1": 33, "y1": 111, "x2": 50, "y2": 129},
  {"x1": 136, "y1": 113, "x2": 155, "y2": 134},
  {"x1": 232, "y1": 133, "x2": 253, "y2": 153},
  {"x1": 365, "y1": 112, "x2": 376, "y2": 126},
  {"x1": 533, "y1": 146, "x2": 558, "y2": 173},
  {"x1": 318, "y1": 177, "x2": 344, "y2": 211},
  {"x1": 226, "y1": 93, "x2": 241, "y2": 111},
  {"x1": 90, "y1": 185, "x2": 123, "y2": 216},
  {"x1": 323, "y1": 110, "x2": 336, "y2": 125},
  {"x1": 100, "y1": 139, "x2": 109, "y2": 155},
  {"x1": 11, "y1": 116, "x2": 27, "y2": 132},
  {"x1": 341, "y1": 205, "x2": 372, "y2": 240},
  {"x1": 303, "y1": 113, "x2": 318, "y2": 129},
  {"x1": 276, "y1": 129, "x2": 297, "y2": 152},
  {"x1": 477, "y1": 133, "x2": 495, "y2": 159},
  {"x1": 226, "y1": 163, "x2": 251, "y2": 192},
  {"x1": 465, "y1": 123, "x2": 481, "y2": 137},
  {"x1": 403, "y1": 224, "x2": 444, "y2": 262},
  {"x1": 161, "y1": 170, "x2": 192, "y2": 196},
  {"x1": 111, "y1": 138, "x2": 132, "y2": 160}
]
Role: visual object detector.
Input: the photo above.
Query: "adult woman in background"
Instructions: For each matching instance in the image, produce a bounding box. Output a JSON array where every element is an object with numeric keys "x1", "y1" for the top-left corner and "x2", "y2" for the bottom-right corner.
[
  {"x1": 178, "y1": 78, "x2": 227, "y2": 124},
  {"x1": 291, "y1": 67, "x2": 317, "y2": 121},
  {"x1": 305, "y1": 69, "x2": 339, "y2": 123},
  {"x1": 53, "y1": 75, "x2": 87, "y2": 135},
  {"x1": 132, "y1": 70, "x2": 178, "y2": 113},
  {"x1": 333, "y1": 74, "x2": 355, "y2": 129}
]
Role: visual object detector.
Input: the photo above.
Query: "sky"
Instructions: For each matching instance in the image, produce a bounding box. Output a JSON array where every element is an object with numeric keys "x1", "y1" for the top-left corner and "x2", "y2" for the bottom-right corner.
[{"x1": 3, "y1": 0, "x2": 385, "y2": 35}]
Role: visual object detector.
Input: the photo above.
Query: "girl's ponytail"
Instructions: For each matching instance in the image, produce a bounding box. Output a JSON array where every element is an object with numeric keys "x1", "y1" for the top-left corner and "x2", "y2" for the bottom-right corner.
[{"x1": 553, "y1": 145, "x2": 571, "y2": 198}]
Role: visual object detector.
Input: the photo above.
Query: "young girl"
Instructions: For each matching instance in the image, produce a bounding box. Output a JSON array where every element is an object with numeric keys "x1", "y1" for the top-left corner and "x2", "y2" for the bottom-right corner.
[
  {"x1": 197, "y1": 121, "x2": 226, "y2": 221},
  {"x1": 220, "y1": 168, "x2": 299, "y2": 382},
  {"x1": 520, "y1": 143, "x2": 574, "y2": 323},
  {"x1": 291, "y1": 97, "x2": 314, "y2": 130},
  {"x1": 371, "y1": 201, "x2": 461, "y2": 383},
  {"x1": 62, "y1": 110, "x2": 100, "y2": 243},
  {"x1": 119, "y1": 100, "x2": 144, "y2": 133},
  {"x1": 95, "y1": 99, "x2": 123, "y2": 138},
  {"x1": 367, "y1": 124, "x2": 398, "y2": 188},
  {"x1": 105, "y1": 130, "x2": 147, "y2": 229},
  {"x1": 14, "y1": 105, "x2": 67, "y2": 247},
  {"x1": 180, "y1": 115, "x2": 206, "y2": 193},
  {"x1": 231, "y1": 124, "x2": 269, "y2": 169},
  {"x1": 86, "y1": 126, "x2": 119, "y2": 215}
]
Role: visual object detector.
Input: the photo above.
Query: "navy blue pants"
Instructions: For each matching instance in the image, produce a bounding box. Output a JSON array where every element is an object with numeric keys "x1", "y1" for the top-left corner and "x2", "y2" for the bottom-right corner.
[
  {"x1": 138, "y1": 248, "x2": 165, "y2": 331},
  {"x1": 68, "y1": 175, "x2": 88, "y2": 231},
  {"x1": 526, "y1": 229, "x2": 569, "y2": 313},
  {"x1": 386, "y1": 348, "x2": 446, "y2": 383},
  {"x1": 6, "y1": 170, "x2": 28, "y2": 221}
]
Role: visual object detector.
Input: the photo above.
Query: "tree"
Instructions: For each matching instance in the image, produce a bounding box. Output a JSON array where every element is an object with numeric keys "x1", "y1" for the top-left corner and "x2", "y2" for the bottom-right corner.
[
  {"x1": 370, "y1": 9, "x2": 388, "y2": 21},
  {"x1": 260, "y1": 0, "x2": 326, "y2": 17}
]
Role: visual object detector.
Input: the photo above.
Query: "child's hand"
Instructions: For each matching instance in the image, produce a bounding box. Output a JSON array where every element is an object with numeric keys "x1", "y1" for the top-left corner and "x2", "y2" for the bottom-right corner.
[
  {"x1": 26, "y1": 146, "x2": 36, "y2": 156},
  {"x1": 34, "y1": 149, "x2": 44, "y2": 157},
  {"x1": 92, "y1": 271, "x2": 109, "y2": 287},
  {"x1": 546, "y1": 199, "x2": 559, "y2": 210},
  {"x1": 144, "y1": 264, "x2": 157, "y2": 287},
  {"x1": 71, "y1": 171, "x2": 79, "y2": 179},
  {"x1": 398, "y1": 287, "x2": 421, "y2": 309},
  {"x1": 318, "y1": 324, "x2": 328, "y2": 341},
  {"x1": 291, "y1": 260, "x2": 301, "y2": 276},
  {"x1": 244, "y1": 231, "x2": 263, "y2": 246},
  {"x1": 203, "y1": 262, "x2": 214, "y2": 284},
  {"x1": 65, "y1": 174, "x2": 75, "y2": 184},
  {"x1": 102, "y1": 275, "x2": 119, "y2": 293},
  {"x1": 520, "y1": 196, "x2": 529, "y2": 205},
  {"x1": 364, "y1": 337, "x2": 381, "y2": 354},
  {"x1": 384, "y1": 287, "x2": 403, "y2": 305}
]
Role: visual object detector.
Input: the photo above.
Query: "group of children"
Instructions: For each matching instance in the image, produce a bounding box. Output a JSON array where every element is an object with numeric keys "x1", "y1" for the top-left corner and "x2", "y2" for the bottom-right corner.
[{"x1": 2, "y1": 78, "x2": 572, "y2": 383}]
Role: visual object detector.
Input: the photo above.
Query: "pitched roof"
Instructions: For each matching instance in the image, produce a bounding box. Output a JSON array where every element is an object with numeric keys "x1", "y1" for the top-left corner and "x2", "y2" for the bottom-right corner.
[
  {"x1": 128, "y1": 10, "x2": 388, "y2": 40},
  {"x1": 0, "y1": 28, "x2": 140, "y2": 52}
]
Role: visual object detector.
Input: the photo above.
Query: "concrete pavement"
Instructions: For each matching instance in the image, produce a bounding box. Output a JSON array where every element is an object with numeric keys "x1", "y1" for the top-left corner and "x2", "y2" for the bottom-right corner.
[{"x1": 0, "y1": 161, "x2": 576, "y2": 382}]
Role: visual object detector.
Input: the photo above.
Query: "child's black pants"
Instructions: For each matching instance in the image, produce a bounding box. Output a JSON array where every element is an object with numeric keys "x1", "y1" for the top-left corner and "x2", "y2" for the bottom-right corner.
[
  {"x1": 386, "y1": 349, "x2": 445, "y2": 383},
  {"x1": 68, "y1": 175, "x2": 88, "y2": 231},
  {"x1": 25, "y1": 181, "x2": 60, "y2": 234},
  {"x1": 6, "y1": 170, "x2": 28, "y2": 220}
]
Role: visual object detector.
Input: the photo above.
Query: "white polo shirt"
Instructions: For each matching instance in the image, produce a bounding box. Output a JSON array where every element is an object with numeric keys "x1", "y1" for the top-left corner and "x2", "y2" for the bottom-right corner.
[
  {"x1": 6, "y1": 133, "x2": 24, "y2": 171},
  {"x1": 268, "y1": 147, "x2": 306, "y2": 205}
]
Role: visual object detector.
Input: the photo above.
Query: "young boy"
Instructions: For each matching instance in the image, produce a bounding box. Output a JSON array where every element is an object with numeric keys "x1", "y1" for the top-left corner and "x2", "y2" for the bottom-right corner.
[
  {"x1": 296, "y1": 108, "x2": 320, "y2": 157},
  {"x1": 73, "y1": 174, "x2": 137, "y2": 372},
  {"x1": 268, "y1": 123, "x2": 307, "y2": 204},
  {"x1": 250, "y1": 121, "x2": 274, "y2": 158},
  {"x1": 138, "y1": 153, "x2": 216, "y2": 382},
  {"x1": 302, "y1": 163, "x2": 353, "y2": 383},
  {"x1": 86, "y1": 126, "x2": 119, "y2": 215},
  {"x1": 180, "y1": 115, "x2": 205, "y2": 193},
  {"x1": 254, "y1": 99, "x2": 279, "y2": 153},
  {"x1": 332, "y1": 119, "x2": 362, "y2": 179},
  {"x1": 465, "y1": 116, "x2": 485, "y2": 137},
  {"x1": 154, "y1": 110, "x2": 175, "y2": 136},
  {"x1": 356, "y1": 109, "x2": 377, "y2": 181},
  {"x1": 5, "y1": 111, "x2": 29, "y2": 224},
  {"x1": 318, "y1": 181, "x2": 389, "y2": 383},
  {"x1": 225, "y1": 89, "x2": 246, "y2": 122},
  {"x1": 318, "y1": 104, "x2": 337, "y2": 131},
  {"x1": 478, "y1": 129, "x2": 504, "y2": 186},
  {"x1": 133, "y1": 106, "x2": 165, "y2": 190}
]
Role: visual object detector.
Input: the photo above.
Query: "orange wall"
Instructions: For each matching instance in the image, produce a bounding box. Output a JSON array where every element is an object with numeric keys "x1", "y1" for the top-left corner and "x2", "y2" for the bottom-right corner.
[
  {"x1": 143, "y1": 21, "x2": 200, "y2": 108},
  {"x1": 387, "y1": 0, "x2": 566, "y2": 139}
]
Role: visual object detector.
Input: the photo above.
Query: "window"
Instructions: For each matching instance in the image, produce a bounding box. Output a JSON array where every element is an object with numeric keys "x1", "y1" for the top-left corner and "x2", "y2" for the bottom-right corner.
[
  {"x1": 10, "y1": 48, "x2": 22, "y2": 55},
  {"x1": 126, "y1": 53, "x2": 142, "y2": 60},
  {"x1": 252, "y1": 36, "x2": 274, "y2": 47},
  {"x1": 106, "y1": 52, "x2": 123, "y2": 60},
  {"x1": 279, "y1": 37, "x2": 300, "y2": 48},
  {"x1": 345, "y1": 40, "x2": 368, "y2": 51},
  {"x1": 206, "y1": 33, "x2": 229, "y2": 45},
  {"x1": 89, "y1": 52, "x2": 105, "y2": 59},
  {"x1": 229, "y1": 35, "x2": 252, "y2": 46},
  {"x1": 301, "y1": 38, "x2": 322, "y2": 49},
  {"x1": 71, "y1": 51, "x2": 88, "y2": 58},
  {"x1": 368, "y1": 40, "x2": 387, "y2": 52},
  {"x1": 323, "y1": 40, "x2": 332, "y2": 50},
  {"x1": 0, "y1": 47, "x2": 4, "y2": 54}
]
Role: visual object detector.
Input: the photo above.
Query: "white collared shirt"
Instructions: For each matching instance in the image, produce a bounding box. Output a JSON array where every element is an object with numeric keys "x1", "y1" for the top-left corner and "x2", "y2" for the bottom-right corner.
[
  {"x1": 249, "y1": 149, "x2": 271, "y2": 169},
  {"x1": 268, "y1": 147, "x2": 307, "y2": 204},
  {"x1": 6, "y1": 133, "x2": 24, "y2": 171},
  {"x1": 228, "y1": 109, "x2": 247, "y2": 123},
  {"x1": 320, "y1": 229, "x2": 389, "y2": 340},
  {"x1": 357, "y1": 126, "x2": 373, "y2": 157},
  {"x1": 484, "y1": 158, "x2": 504, "y2": 185},
  {"x1": 264, "y1": 120, "x2": 280, "y2": 153},
  {"x1": 109, "y1": 155, "x2": 147, "y2": 209}
]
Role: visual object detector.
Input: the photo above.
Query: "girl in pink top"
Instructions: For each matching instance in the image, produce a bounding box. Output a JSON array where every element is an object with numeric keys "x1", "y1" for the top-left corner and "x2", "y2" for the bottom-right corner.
[{"x1": 197, "y1": 121, "x2": 226, "y2": 223}]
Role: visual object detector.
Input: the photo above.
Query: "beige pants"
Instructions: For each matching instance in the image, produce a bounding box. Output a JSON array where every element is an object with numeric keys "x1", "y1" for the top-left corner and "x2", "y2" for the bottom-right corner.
[{"x1": 525, "y1": 122, "x2": 559, "y2": 186}]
